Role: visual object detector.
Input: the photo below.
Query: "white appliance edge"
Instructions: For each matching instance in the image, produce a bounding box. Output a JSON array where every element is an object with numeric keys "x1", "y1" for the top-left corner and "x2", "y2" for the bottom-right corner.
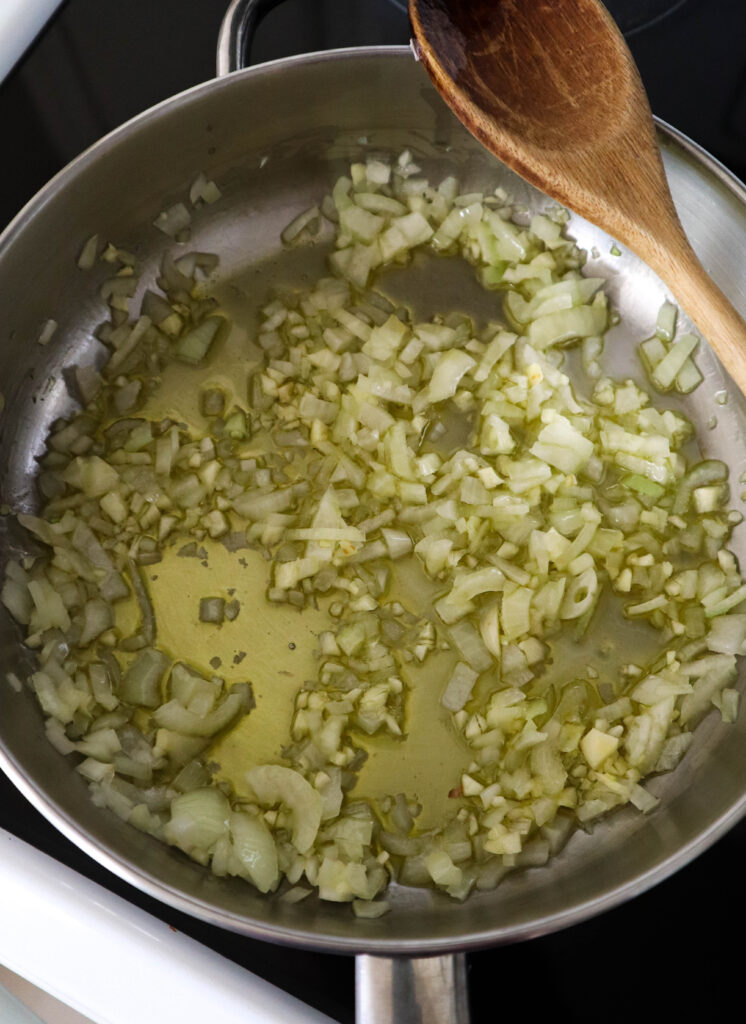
[
  {"x1": 0, "y1": 829, "x2": 335, "y2": 1024},
  {"x1": 0, "y1": 0, "x2": 65, "y2": 83}
]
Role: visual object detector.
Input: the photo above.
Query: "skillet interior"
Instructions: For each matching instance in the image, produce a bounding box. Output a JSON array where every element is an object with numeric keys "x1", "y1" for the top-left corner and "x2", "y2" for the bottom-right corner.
[{"x1": 2, "y1": 48, "x2": 746, "y2": 954}]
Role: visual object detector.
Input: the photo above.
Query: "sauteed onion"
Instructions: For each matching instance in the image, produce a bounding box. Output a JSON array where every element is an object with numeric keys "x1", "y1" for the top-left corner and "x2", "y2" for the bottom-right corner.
[{"x1": 3, "y1": 152, "x2": 745, "y2": 912}]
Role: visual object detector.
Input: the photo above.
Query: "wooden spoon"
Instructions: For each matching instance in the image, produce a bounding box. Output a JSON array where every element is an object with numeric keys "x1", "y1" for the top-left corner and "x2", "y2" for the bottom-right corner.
[{"x1": 409, "y1": 0, "x2": 746, "y2": 394}]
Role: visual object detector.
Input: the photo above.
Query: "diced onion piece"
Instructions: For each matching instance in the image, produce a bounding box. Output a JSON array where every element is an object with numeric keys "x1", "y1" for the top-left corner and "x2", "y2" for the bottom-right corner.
[
  {"x1": 353, "y1": 899, "x2": 390, "y2": 918},
  {"x1": 120, "y1": 648, "x2": 170, "y2": 707},
  {"x1": 560, "y1": 568, "x2": 598, "y2": 620},
  {"x1": 416, "y1": 350, "x2": 476, "y2": 410},
  {"x1": 77, "y1": 234, "x2": 99, "y2": 270},
  {"x1": 655, "y1": 300, "x2": 677, "y2": 343},
  {"x1": 581, "y1": 728, "x2": 619, "y2": 769},
  {"x1": 189, "y1": 173, "x2": 222, "y2": 206},
  {"x1": 441, "y1": 662, "x2": 479, "y2": 712},
  {"x1": 246, "y1": 765, "x2": 322, "y2": 853},
  {"x1": 674, "y1": 357, "x2": 703, "y2": 394},
  {"x1": 652, "y1": 333, "x2": 699, "y2": 390},
  {"x1": 153, "y1": 684, "x2": 250, "y2": 737},
  {"x1": 199, "y1": 597, "x2": 225, "y2": 624},
  {"x1": 281, "y1": 205, "x2": 321, "y2": 246},
  {"x1": 707, "y1": 614, "x2": 746, "y2": 655},
  {"x1": 163, "y1": 788, "x2": 230, "y2": 856},
  {"x1": 37, "y1": 319, "x2": 58, "y2": 347},
  {"x1": 425, "y1": 850, "x2": 463, "y2": 888},
  {"x1": 175, "y1": 316, "x2": 224, "y2": 364},
  {"x1": 222, "y1": 811, "x2": 279, "y2": 893},
  {"x1": 531, "y1": 412, "x2": 593, "y2": 473},
  {"x1": 154, "y1": 203, "x2": 192, "y2": 238}
]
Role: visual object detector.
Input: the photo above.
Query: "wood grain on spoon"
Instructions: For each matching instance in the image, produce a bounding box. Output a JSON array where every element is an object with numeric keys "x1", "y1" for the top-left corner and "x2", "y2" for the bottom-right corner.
[{"x1": 409, "y1": 0, "x2": 746, "y2": 395}]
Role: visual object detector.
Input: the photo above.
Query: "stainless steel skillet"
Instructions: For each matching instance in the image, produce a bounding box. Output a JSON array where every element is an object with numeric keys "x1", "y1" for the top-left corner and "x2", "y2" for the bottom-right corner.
[{"x1": 2, "y1": 1, "x2": 746, "y2": 1020}]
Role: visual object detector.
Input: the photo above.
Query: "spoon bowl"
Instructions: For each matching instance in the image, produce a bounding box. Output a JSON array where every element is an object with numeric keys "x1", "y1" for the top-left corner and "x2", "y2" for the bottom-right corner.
[{"x1": 410, "y1": 0, "x2": 746, "y2": 394}]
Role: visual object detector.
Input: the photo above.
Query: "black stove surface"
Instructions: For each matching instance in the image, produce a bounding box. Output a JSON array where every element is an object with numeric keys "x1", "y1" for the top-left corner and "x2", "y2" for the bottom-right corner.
[{"x1": 2, "y1": 2, "x2": 746, "y2": 1021}]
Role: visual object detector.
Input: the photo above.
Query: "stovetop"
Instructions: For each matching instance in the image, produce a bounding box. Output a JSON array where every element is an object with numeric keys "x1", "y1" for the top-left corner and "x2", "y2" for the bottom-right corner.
[{"x1": 2, "y1": 2, "x2": 746, "y2": 1020}]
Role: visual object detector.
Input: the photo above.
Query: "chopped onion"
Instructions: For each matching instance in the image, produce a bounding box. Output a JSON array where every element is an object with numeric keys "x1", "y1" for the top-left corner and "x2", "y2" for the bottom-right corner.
[
  {"x1": 120, "y1": 648, "x2": 170, "y2": 707},
  {"x1": 189, "y1": 172, "x2": 222, "y2": 207},
  {"x1": 4, "y1": 150, "x2": 746, "y2": 915},
  {"x1": 154, "y1": 203, "x2": 192, "y2": 238},
  {"x1": 37, "y1": 319, "x2": 58, "y2": 347},
  {"x1": 442, "y1": 662, "x2": 479, "y2": 712},
  {"x1": 281, "y1": 205, "x2": 321, "y2": 246},
  {"x1": 246, "y1": 764, "x2": 322, "y2": 853},
  {"x1": 77, "y1": 234, "x2": 100, "y2": 270}
]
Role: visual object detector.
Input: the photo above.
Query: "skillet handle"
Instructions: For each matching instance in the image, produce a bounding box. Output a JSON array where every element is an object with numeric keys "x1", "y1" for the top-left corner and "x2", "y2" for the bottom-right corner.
[
  {"x1": 356, "y1": 954, "x2": 470, "y2": 1024},
  {"x1": 217, "y1": 0, "x2": 287, "y2": 75}
]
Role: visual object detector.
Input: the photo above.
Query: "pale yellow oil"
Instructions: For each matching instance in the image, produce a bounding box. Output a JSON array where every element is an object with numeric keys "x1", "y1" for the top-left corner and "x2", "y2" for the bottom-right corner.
[
  {"x1": 124, "y1": 294, "x2": 475, "y2": 827},
  {"x1": 114, "y1": 249, "x2": 664, "y2": 836},
  {"x1": 123, "y1": 540, "x2": 472, "y2": 830}
]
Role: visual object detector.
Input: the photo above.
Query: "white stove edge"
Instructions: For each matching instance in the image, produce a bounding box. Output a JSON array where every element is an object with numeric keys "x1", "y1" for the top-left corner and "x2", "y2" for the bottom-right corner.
[
  {"x1": 0, "y1": 829, "x2": 335, "y2": 1024},
  {"x1": 0, "y1": 0, "x2": 65, "y2": 83}
]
